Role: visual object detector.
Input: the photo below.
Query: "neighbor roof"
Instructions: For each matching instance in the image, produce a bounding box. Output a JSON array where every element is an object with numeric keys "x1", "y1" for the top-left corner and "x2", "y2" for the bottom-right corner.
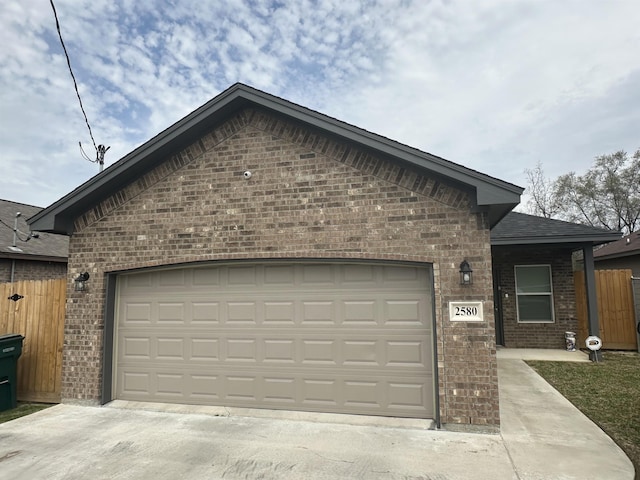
[
  {"x1": 594, "y1": 231, "x2": 640, "y2": 260},
  {"x1": 0, "y1": 199, "x2": 69, "y2": 261},
  {"x1": 491, "y1": 211, "x2": 622, "y2": 247},
  {"x1": 30, "y1": 83, "x2": 523, "y2": 235}
]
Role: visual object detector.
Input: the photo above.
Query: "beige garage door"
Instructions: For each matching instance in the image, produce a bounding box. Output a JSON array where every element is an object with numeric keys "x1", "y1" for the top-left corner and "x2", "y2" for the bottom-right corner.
[{"x1": 115, "y1": 263, "x2": 435, "y2": 418}]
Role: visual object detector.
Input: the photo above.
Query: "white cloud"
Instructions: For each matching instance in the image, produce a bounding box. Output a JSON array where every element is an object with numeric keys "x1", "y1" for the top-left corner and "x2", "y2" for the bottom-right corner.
[{"x1": 1, "y1": 0, "x2": 638, "y2": 209}]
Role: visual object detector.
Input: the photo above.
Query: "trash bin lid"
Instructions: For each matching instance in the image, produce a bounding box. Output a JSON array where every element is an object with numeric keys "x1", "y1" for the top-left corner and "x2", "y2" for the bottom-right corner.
[{"x1": 0, "y1": 334, "x2": 24, "y2": 343}]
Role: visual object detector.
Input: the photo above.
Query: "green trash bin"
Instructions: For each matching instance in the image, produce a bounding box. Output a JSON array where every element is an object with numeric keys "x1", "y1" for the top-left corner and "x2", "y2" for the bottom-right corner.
[{"x1": 0, "y1": 334, "x2": 24, "y2": 412}]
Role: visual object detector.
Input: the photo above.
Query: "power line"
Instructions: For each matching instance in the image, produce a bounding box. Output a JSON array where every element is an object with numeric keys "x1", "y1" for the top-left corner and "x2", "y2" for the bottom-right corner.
[
  {"x1": 50, "y1": 0, "x2": 109, "y2": 171},
  {"x1": 0, "y1": 218, "x2": 38, "y2": 243},
  {"x1": 0, "y1": 219, "x2": 17, "y2": 234}
]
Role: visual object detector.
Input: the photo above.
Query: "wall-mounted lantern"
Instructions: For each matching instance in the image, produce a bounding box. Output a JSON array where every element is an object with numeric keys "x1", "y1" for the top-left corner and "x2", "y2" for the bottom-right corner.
[
  {"x1": 74, "y1": 272, "x2": 90, "y2": 292},
  {"x1": 459, "y1": 260, "x2": 473, "y2": 285}
]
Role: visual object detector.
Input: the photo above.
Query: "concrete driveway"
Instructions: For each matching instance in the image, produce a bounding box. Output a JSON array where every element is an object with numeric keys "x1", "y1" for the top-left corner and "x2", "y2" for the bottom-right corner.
[{"x1": 0, "y1": 351, "x2": 634, "y2": 480}]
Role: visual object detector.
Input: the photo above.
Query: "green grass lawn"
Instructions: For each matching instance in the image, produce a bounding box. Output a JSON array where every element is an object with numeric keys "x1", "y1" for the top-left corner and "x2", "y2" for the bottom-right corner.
[
  {"x1": 528, "y1": 352, "x2": 640, "y2": 479},
  {"x1": 0, "y1": 402, "x2": 52, "y2": 424}
]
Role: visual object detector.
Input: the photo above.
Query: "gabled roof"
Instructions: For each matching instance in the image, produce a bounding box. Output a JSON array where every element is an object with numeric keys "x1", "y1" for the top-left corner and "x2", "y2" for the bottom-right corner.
[
  {"x1": 594, "y1": 231, "x2": 640, "y2": 260},
  {"x1": 29, "y1": 83, "x2": 522, "y2": 235},
  {"x1": 0, "y1": 199, "x2": 68, "y2": 262},
  {"x1": 491, "y1": 211, "x2": 622, "y2": 247}
]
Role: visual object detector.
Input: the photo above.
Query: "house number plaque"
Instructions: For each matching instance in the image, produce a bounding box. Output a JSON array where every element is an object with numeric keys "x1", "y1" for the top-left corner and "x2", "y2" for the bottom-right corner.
[{"x1": 449, "y1": 301, "x2": 484, "y2": 322}]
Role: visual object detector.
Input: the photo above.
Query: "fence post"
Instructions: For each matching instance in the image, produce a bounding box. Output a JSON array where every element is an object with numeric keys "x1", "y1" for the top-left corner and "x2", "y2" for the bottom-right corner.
[
  {"x1": 583, "y1": 246, "x2": 602, "y2": 361},
  {"x1": 632, "y1": 277, "x2": 640, "y2": 353}
]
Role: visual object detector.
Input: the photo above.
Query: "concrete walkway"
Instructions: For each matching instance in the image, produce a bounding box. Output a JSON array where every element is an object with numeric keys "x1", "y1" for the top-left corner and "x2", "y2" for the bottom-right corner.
[
  {"x1": 497, "y1": 347, "x2": 591, "y2": 362},
  {"x1": 0, "y1": 350, "x2": 633, "y2": 479},
  {"x1": 498, "y1": 350, "x2": 633, "y2": 479}
]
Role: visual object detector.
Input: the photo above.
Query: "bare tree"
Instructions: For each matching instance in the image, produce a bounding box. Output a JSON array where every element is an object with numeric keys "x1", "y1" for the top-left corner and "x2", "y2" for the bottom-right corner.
[
  {"x1": 554, "y1": 149, "x2": 640, "y2": 233},
  {"x1": 524, "y1": 161, "x2": 560, "y2": 218}
]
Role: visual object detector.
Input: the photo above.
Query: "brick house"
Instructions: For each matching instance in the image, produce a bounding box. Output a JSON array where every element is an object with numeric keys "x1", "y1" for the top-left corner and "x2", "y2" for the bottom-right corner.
[
  {"x1": 491, "y1": 212, "x2": 619, "y2": 349},
  {"x1": 28, "y1": 84, "x2": 615, "y2": 430},
  {"x1": 0, "y1": 199, "x2": 68, "y2": 283}
]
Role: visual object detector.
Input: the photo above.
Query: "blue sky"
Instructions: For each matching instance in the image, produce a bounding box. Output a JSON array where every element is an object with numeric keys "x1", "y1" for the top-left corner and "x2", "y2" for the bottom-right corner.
[{"x1": 1, "y1": 0, "x2": 639, "y2": 209}]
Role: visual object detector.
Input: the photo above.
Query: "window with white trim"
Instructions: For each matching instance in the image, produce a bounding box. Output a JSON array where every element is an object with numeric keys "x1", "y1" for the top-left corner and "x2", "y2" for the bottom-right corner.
[{"x1": 515, "y1": 265, "x2": 555, "y2": 323}]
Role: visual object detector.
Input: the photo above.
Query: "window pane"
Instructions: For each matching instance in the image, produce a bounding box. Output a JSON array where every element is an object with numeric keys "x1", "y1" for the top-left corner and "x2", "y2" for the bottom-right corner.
[
  {"x1": 515, "y1": 266, "x2": 551, "y2": 294},
  {"x1": 518, "y1": 295, "x2": 553, "y2": 322}
]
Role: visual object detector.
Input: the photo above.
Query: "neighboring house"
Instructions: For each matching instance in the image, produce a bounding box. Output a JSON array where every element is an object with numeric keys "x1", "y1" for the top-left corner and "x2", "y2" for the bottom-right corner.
[
  {"x1": 27, "y1": 83, "x2": 613, "y2": 430},
  {"x1": 594, "y1": 230, "x2": 640, "y2": 276},
  {"x1": 0, "y1": 199, "x2": 68, "y2": 283},
  {"x1": 491, "y1": 212, "x2": 620, "y2": 348}
]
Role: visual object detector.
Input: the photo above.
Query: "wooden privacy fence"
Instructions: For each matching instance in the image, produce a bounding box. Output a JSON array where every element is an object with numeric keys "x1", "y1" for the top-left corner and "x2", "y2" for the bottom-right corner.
[
  {"x1": 0, "y1": 279, "x2": 66, "y2": 403},
  {"x1": 575, "y1": 269, "x2": 638, "y2": 350}
]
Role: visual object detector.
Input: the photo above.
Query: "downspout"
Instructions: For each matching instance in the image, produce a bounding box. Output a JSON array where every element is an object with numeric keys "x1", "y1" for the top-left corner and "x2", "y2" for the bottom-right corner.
[
  {"x1": 10, "y1": 212, "x2": 19, "y2": 283},
  {"x1": 429, "y1": 266, "x2": 441, "y2": 429}
]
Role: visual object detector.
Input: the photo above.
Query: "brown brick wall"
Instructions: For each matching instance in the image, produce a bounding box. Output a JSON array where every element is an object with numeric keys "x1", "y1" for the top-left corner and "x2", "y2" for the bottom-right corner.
[
  {"x1": 65, "y1": 108, "x2": 498, "y2": 427},
  {"x1": 492, "y1": 246, "x2": 576, "y2": 348},
  {"x1": 0, "y1": 259, "x2": 67, "y2": 283}
]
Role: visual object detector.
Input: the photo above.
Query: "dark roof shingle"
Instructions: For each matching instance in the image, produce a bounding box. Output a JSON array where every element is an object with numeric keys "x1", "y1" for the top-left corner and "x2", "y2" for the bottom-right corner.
[
  {"x1": 594, "y1": 231, "x2": 640, "y2": 259},
  {"x1": 491, "y1": 212, "x2": 622, "y2": 246},
  {"x1": 0, "y1": 199, "x2": 69, "y2": 260}
]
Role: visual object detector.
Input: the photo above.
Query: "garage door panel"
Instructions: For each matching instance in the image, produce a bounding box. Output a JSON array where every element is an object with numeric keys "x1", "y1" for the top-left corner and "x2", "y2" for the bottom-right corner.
[
  {"x1": 116, "y1": 263, "x2": 435, "y2": 418},
  {"x1": 191, "y1": 338, "x2": 219, "y2": 361},
  {"x1": 226, "y1": 302, "x2": 258, "y2": 324},
  {"x1": 388, "y1": 381, "x2": 431, "y2": 411},
  {"x1": 302, "y1": 378, "x2": 338, "y2": 406},
  {"x1": 264, "y1": 265, "x2": 295, "y2": 285},
  {"x1": 301, "y1": 301, "x2": 335, "y2": 324},
  {"x1": 125, "y1": 272, "x2": 153, "y2": 288},
  {"x1": 341, "y1": 264, "x2": 375, "y2": 283},
  {"x1": 191, "y1": 302, "x2": 220, "y2": 323},
  {"x1": 384, "y1": 300, "x2": 424, "y2": 325},
  {"x1": 116, "y1": 365, "x2": 435, "y2": 416},
  {"x1": 122, "y1": 337, "x2": 151, "y2": 359},
  {"x1": 193, "y1": 267, "x2": 220, "y2": 286},
  {"x1": 301, "y1": 264, "x2": 335, "y2": 284},
  {"x1": 342, "y1": 300, "x2": 377, "y2": 325},
  {"x1": 190, "y1": 374, "x2": 221, "y2": 399},
  {"x1": 263, "y1": 339, "x2": 296, "y2": 363},
  {"x1": 157, "y1": 303, "x2": 185, "y2": 323},
  {"x1": 158, "y1": 269, "x2": 186, "y2": 287},
  {"x1": 302, "y1": 339, "x2": 337, "y2": 365},
  {"x1": 263, "y1": 301, "x2": 295, "y2": 324},
  {"x1": 228, "y1": 265, "x2": 259, "y2": 286},
  {"x1": 226, "y1": 338, "x2": 258, "y2": 362},
  {"x1": 383, "y1": 265, "x2": 424, "y2": 283},
  {"x1": 123, "y1": 303, "x2": 152, "y2": 324},
  {"x1": 263, "y1": 376, "x2": 296, "y2": 403},
  {"x1": 156, "y1": 337, "x2": 184, "y2": 359},
  {"x1": 122, "y1": 296, "x2": 428, "y2": 328},
  {"x1": 122, "y1": 371, "x2": 150, "y2": 395},
  {"x1": 342, "y1": 340, "x2": 379, "y2": 365},
  {"x1": 157, "y1": 373, "x2": 184, "y2": 396},
  {"x1": 118, "y1": 332, "x2": 432, "y2": 368},
  {"x1": 344, "y1": 380, "x2": 379, "y2": 407},
  {"x1": 386, "y1": 340, "x2": 429, "y2": 368},
  {"x1": 226, "y1": 375, "x2": 258, "y2": 401}
]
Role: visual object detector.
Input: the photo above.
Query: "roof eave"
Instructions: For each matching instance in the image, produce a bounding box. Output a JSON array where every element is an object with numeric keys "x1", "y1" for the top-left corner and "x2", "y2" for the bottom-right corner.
[
  {"x1": 0, "y1": 252, "x2": 68, "y2": 262},
  {"x1": 29, "y1": 83, "x2": 523, "y2": 234},
  {"x1": 482, "y1": 202, "x2": 521, "y2": 229},
  {"x1": 491, "y1": 233, "x2": 622, "y2": 247},
  {"x1": 595, "y1": 250, "x2": 640, "y2": 261}
]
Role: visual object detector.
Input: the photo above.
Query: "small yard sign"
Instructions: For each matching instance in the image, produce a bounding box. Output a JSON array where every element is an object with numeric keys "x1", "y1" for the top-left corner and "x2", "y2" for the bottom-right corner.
[
  {"x1": 449, "y1": 301, "x2": 484, "y2": 322},
  {"x1": 585, "y1": 335, "x2": 603, "y2": 351}
]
